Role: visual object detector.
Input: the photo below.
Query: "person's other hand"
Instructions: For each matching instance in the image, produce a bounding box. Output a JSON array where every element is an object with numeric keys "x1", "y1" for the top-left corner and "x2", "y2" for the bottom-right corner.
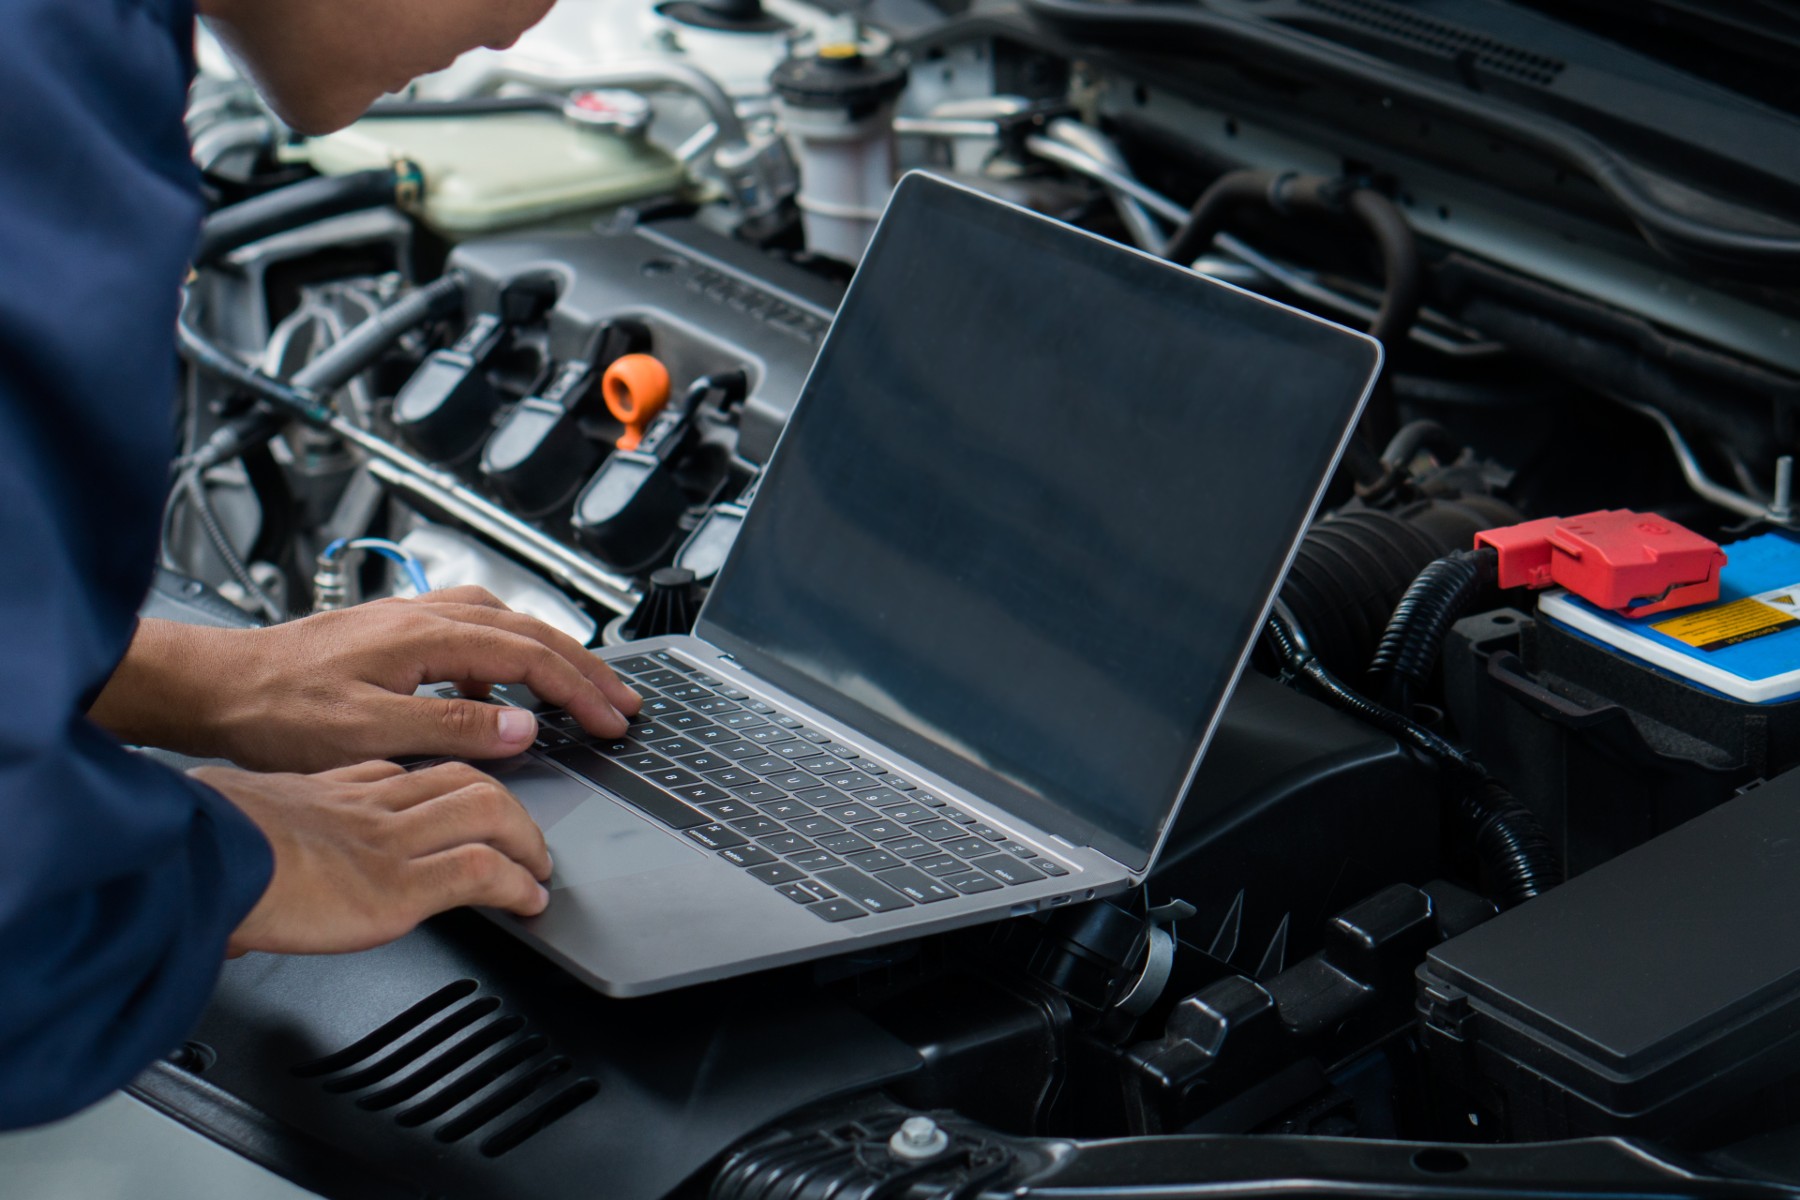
[
  {"x1": 199, "y1": 760, "x2": 553, "y2": 956},
  {"x1": 90, "y1": 587, "x2": 639, "y2": 772}
]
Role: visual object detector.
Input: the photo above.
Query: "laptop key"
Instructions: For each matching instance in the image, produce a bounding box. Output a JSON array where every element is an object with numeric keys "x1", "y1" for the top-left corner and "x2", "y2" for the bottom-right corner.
[
  {"x1": 911, "y1": 791, "x2": 947, "y2": 807},
  {"x1": 826, "y1": 771, "x2": 880, "y2": 792},
  {"x1": 759, "y1": 833, "x2": 814, "y2": 855},
  {"x1": 886, "y1": 804, "x2": 936, "y2": 825},
  {"x1": 548, "y1": 746, "x2": 709, "y2": 830},
  {"x1": 622, "y1": 751, "x2": 672, "y2": 773},
  {"x1": 700, "y1": 798, "x2": 758, "y2": 820},
  {"x1": 884, "y1": 777, "x2": 917, "y2": 792},
  {"x1": 743, "y1": 756, "x2": 792, "y2": 775},
  {"x1": 717, "y1": 711, "x2": 769, "y2": 730},
  {"x1": 1037, "y1": 860, "x2": 1071, "y2": 877},
  {"x1": 688, "y1": 726, "x2": 739, "y2": 746},
  {"x1": 857, "y1": 820, "x2": 908, "y2": 843},
  {"x1": 639, "y1": 696, "x2": 687, "y2": 719},
  {"x1": 642, "y1": 736, "x2": 703, "y2": 758},
  {"x1": 971, "y1": 824, "x2": 1008, "y2": 841},
  {"x1": 800, "y1": 756, "x2": 849, "y2": 776},
  {"x1": 813, "y1": 868, "x2": 913, "y2": 913},
  {"x1": 999, "y1": 841, "x2": 1038, "y2": 858},
  {"x1": 674, "y1": 783, "x2": 731, "y2": 805},
  {"x1": 775, "y1": 881, "x2": 837, "y2": 904},
  {"x1": 609, "y1": 655, "x2": 662, "y2": 676},
  {"x1": 663, "y1": 712, "x2": 713, "y2": 733},
  {"x1": 787, "y1": 849, "x2": 843, "y2": 870},
  {"x1": 766, "y1": 771, "x2": 817, "y2": 792},
  {"x1": 685, "y1": 823, "x2": 748, "y2": 850},
  {"x1": 771, "y1": 742, "x2": 823, "y2": 761},
  {"x1": 747, "y1": 862, "x2": 807, "y2": 885},
  {"x1": 914, "y1": 853, "x2": 966, "y2": 876},
  {"x1": 711, "y1": 741, "x2": 763, "y2": 760},
  {"x1": 717, "y1": 686, "x2": 750, "y2": 700},
  {"x1": 913, "y1": 820, "x2": 963, "y2": 842},
  {"x1": 967, "y1": 855, "x2": 1046, "y2": 885},
  {"x1": 942, "y1": 808, "x2": 979, "y2": 825},
  {"x1": 689, "y1": 697, "x2": 741, "y2": 715},
  {"x1": 759, "y1": 798, "x2": 815, "y2": 820},
  {"x1": 719, "y1": 845, "x2": 777, "y2": 868},
  {"x1": 728, "y1": 816, "x2": 783, "y2": 838},
  {"x1": 860, "y1": 788, "x2": 908, "y2": 808},
  {"x1": 646, "y1": 767, "x2": 701, "y2": 789},
  {"x1": 846, "y1": 849, "x2": 902, "y2": 872},
  {"x1": 885, "y1": 837, "x2": 936, "y2": 860},
  {"x1": 534, "y1": 726, "x2": 575, "y2": 750},
  {"x1": 797, "y1": 729, "x2": 831, "y2": 744},
  {"x1": 703, "y1": 767, "x2": 757, "y2": 788},
  {"x1": 634, "y1": 669, "x2": 687, "y2": 688},
  {"x1": 673, "y1": 751, "x2": 731, "y2": 773},
  {"x1": 874, "y1": 866, "x2": 957, "y2": 904},
  {"x1": 942, "y1": 837, "x2": 994, "y2": 858},
  {"x1": 662, "y1": 683, "x2": 711, "y2": 702},
  {"x1": 790, "y1": 815, "x2": 844, "y2": 837},
  {"x1": 943, "y1": 871, "x2": 1004, "y2": 895},
  {"x1": 741, "y1": 699, "x2": 775, "y2": 713},
  {"x1": 744, "y1": 726, "x2": 794, "y2": 745},
  {"x1": 772, "y1": 715, "x2": 802, "y2": 728},
  {"x1": 824, "y1": 744, "x2": 860, "y2": 760},
  {"x1": 807, "y1": 899, "x2": 868, "y2": 922},
  {"x1": 860, "y1": 764, "x2": 888, "y2": 776},
  {"x1": 815, "y1": 831, "x2": 874, "y2": 855},
  {"x1": 792, "y1": 787, "x2": 842, "y2": 807},
  {"x1": 819, "y1": 802, "x2": 879, "y2": 824}
]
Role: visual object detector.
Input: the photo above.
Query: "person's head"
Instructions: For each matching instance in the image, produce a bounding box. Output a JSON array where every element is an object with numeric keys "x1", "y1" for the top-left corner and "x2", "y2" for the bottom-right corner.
[{"x1": 199, "y1": 0, "x2": 558, "y2": 134}]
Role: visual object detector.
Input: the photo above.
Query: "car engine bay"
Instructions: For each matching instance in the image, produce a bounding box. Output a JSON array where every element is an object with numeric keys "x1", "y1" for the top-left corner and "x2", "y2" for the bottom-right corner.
[{"x1": 130, "y1": 0, "x2": 1800, "y2": 1195}]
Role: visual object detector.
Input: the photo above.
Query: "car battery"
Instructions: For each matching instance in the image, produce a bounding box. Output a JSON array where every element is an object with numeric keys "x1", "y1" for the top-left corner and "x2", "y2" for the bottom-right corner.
[
  {"x1": 1445, "y1": 533, "x2": 1800, "y2": 875},
  {"x1": 1417, "y1": 764, "x2": 1800, "y2": 1145}
]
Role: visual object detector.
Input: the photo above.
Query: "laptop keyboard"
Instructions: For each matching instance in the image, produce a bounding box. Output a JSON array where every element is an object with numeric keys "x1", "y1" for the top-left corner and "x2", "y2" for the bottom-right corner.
[{"x1": 524, "y1": 649, "x2": 1073, "y2": 924}]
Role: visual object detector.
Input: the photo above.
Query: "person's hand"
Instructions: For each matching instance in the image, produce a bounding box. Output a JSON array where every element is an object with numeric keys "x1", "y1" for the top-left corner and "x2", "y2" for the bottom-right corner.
[
  {"x1": 90, "y1": 587, "x2": 640, "y2": 772},
  {"x1": 199, "y1": 760, "x2": 553, "y2": 956}
]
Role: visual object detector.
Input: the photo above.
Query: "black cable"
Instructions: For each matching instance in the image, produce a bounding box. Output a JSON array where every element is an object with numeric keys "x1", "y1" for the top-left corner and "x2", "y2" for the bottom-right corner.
[
  {"x1": 192, "y1": 166, "x2": 419, "y2": 269},
  {"x1": 1162, "y1": 169, "x2": 1421, "y2": 446},
  {"x1": 1368, "y1": 547, "x2": 1499, "y2": 711},
  {"x1": 364, "y1": 96, "x2": 562, "y2": 119},
  {"x1": 1265, "y1": 600, "x2": 1557, "y2": 906},
  {"x1": 176, "y1": 273, "x2": 467, "y2": 470},
  {"x1": 180, "y1": 467, "x2": 284, "y2": 624}
]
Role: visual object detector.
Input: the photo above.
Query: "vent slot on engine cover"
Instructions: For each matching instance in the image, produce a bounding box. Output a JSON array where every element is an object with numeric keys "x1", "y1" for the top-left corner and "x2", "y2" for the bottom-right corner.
[
  {"x1": 293, "y1": 979, "x2": 597, "y2": 1157},
  {"x1": 1294, "y1": 0, "x2": 1566, "y2": 86}
]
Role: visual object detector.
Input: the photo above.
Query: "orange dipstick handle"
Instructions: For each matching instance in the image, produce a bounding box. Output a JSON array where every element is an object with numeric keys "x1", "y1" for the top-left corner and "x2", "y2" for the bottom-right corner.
[{"x1": 601, "y1": 353, "x2": 672, "y2": 451}]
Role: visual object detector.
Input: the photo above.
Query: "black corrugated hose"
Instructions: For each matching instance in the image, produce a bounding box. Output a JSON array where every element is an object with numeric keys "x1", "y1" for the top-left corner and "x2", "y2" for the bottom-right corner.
[
  {"x1": 1265, "y1": 600, "x2": 1558, "y2": 907},
  {"x1": 1368, "y1": 546, "x2": 1499, "y2": 712}
]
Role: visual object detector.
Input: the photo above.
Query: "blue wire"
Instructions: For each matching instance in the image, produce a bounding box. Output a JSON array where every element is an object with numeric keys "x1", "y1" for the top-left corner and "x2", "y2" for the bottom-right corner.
[{"x1": 323, "y1": 537, "x2": 431, "y2": 595}]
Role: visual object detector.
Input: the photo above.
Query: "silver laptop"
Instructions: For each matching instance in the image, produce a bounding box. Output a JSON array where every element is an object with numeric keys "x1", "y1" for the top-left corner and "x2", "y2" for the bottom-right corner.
[{"x1": 482, "y1": 172, "x2": 1381, "y2": 997}]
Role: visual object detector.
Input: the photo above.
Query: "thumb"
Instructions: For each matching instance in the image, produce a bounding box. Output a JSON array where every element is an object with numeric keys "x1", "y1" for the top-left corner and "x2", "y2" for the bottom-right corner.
[{"x1": 386, "y1": 693, "x2": 540, "y2": 760}]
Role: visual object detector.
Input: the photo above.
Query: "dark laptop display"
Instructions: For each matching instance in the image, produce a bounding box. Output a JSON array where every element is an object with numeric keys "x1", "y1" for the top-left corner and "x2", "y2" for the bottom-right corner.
[{"x1": 699, "y1": 175, "x2": 1381, "y2": 871}]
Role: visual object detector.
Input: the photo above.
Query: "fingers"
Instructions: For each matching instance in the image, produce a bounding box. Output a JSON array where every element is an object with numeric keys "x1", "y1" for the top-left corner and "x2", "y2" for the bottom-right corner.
[
  {"x1": 420, "y1": 585, "x2": 508, "y2": 610},
  {"x1": 372, "y1": 759, "x2": 508, "y2": 808},
  {"x1": 400, "y1": 615, "x2": 633, "y2": 737},
  {"x1": 319, "y1": 760, "x2": 408, "y2": 784},
  {"x1": 411, "y1": 843, "x2": 551, "y2": 919},
  {"x1": 397, "y1": 778, "x2": 552, "y2": 881},
  {"x1": 430, "y1": 603, "x2": 642, "y2": 721}
]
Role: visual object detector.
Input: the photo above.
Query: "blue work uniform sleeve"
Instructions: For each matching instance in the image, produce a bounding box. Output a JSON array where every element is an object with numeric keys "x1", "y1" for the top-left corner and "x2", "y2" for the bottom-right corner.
[{"x1": 0, "y1": 0, "x2": 275, "y2": 1128}]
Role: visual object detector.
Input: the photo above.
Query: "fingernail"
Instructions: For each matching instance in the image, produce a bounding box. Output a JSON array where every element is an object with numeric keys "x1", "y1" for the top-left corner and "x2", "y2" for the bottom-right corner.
[
  {"x1": 537, "y1": 884, "x2": 552, "y2": 909},
  {"x1": 498, "y1": 708, "x2": 535, "y2": 743}
]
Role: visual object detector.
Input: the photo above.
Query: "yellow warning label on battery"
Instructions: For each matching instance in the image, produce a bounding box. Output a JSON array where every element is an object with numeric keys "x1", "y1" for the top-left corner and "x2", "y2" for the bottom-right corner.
[{"x1": 1651, "y1": 598, "x2": 1800, "y2": 652}]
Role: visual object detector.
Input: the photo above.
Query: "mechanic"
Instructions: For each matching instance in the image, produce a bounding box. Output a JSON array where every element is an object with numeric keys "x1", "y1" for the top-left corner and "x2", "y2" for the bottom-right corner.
[{"x1": 0, "y1": 0, "x2": 629, "y2": 1130}]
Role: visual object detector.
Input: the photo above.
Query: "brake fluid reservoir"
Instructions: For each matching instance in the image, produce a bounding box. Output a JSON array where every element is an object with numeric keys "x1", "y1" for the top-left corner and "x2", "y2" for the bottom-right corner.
[
  {"x1": 302, "y1": 97, "x2": 686, "y2": 238},
  {"x1": 770, "y1": 45, "x2": 908, "y2": 263}
]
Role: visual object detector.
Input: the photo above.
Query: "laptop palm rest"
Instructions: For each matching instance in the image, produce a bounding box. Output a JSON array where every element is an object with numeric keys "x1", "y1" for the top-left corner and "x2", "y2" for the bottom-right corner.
[{"x1": 489, "y1": 757, "x2": 695, "y2": 888}]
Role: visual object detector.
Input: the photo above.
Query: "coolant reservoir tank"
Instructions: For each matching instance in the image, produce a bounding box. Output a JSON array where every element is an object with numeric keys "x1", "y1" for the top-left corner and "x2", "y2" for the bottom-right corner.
[
  {"x1": 770, "y1": 44, "x2": 908, "y2": 263},
  {"x1": 302, "y1": 104, "x2": 687, "y2": 238}
]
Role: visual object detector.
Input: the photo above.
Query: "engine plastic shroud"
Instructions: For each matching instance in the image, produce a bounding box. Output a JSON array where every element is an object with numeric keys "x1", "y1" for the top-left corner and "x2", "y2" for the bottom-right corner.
[{"x1": 448, "y1": 214, "x2": 839, "y2": 467}]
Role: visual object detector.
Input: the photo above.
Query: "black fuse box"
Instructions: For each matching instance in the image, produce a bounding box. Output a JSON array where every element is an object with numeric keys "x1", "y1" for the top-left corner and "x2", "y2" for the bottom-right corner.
[{"x1": 1418, "y1": 765, "x2": 1800, "y2": 1145}]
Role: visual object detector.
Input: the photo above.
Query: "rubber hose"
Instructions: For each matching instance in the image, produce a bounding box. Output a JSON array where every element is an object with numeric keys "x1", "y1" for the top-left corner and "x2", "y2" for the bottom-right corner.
[
  {"x1": 182, "y1": 468, "x2": 283, "y2": 623},
  {"x1": 1369, "y1": 547, "x2": 1499, "y2": 711},
  {"x1": 1276, "y1": 496, "x2": 1520, "y2": 680},
  {"x1": 1265, "y1": 602, "x2": 1558, "y2": 907},
  {"x1": 193, "y1": 168, "x2": 407, "y2": 269}
]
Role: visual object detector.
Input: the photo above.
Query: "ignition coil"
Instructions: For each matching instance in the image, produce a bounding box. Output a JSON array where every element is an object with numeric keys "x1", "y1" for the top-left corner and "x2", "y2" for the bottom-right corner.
[
  {"x1": 480, "y1": 361, "x2": 602, "y2": 516},
  {"x1": 390, "y1": 312, "x2": 507, "y2": 463}
]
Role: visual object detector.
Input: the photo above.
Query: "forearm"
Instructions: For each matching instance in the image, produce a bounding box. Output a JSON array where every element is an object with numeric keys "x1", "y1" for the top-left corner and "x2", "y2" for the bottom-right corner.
[{"x1": 88, "y1": 618, "x2": 247, "y2": 758}]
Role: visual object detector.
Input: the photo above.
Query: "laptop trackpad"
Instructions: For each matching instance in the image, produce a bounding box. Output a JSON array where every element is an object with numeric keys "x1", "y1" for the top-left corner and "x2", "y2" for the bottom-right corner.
[{"x1": 489, "y1": 758, "x2": 697, "y2": 889}]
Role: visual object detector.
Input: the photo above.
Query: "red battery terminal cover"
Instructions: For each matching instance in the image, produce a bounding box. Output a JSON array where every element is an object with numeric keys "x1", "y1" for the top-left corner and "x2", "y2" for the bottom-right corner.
[{"x1": 1474, "y1": 510, "x2": 1727, "y2": 618}]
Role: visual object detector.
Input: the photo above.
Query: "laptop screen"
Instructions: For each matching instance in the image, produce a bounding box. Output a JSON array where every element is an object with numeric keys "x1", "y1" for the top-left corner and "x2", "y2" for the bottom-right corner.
[{"x1": 698, "y1": 174, "x2": 1379, "y2": 873}]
